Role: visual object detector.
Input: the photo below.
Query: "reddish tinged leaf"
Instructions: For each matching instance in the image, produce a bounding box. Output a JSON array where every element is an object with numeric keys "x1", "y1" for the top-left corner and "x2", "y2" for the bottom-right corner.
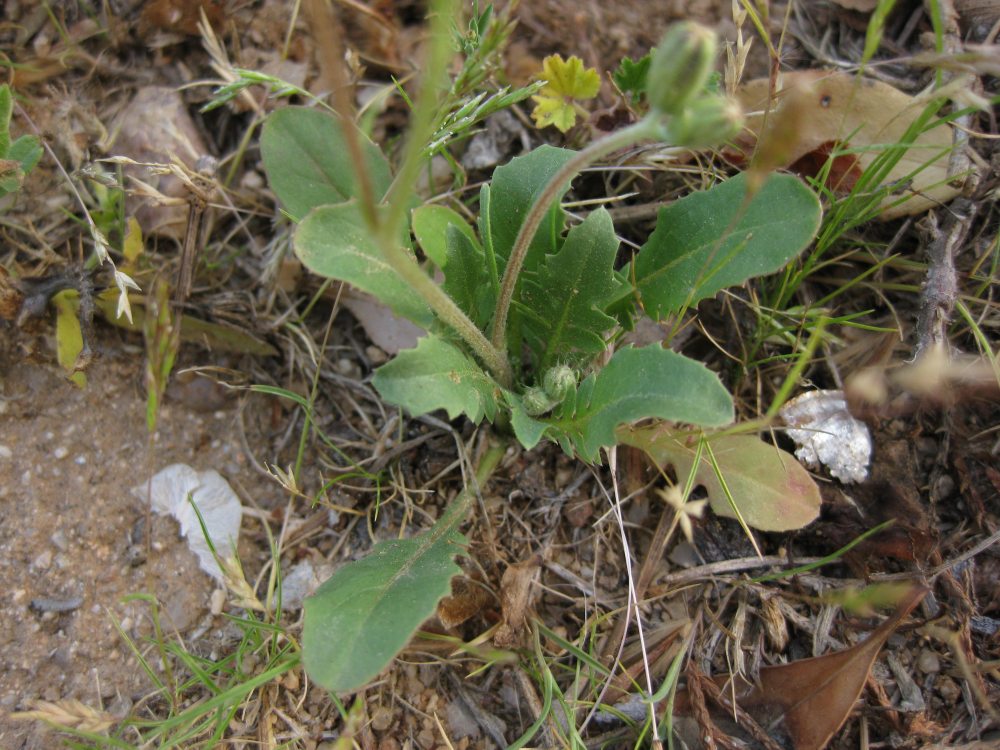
[
  {"x1": 674, "y1": 585, "x2": 928, "y2": 750},
  {"x1": 788, "y1": 140, "x2": 864, "y2": 194},
  {"x1": 619, "y1": 427, "x2": 820, "y2": 532}
]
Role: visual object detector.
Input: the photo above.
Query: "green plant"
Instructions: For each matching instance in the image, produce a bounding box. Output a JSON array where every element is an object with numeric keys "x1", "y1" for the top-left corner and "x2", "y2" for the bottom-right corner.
[
  {"x1": 0, "y1": 83, "x2": 42, "y2": 201},
  {"x1": 261, "y1": 7, "x2": 823, "y2": 696}
]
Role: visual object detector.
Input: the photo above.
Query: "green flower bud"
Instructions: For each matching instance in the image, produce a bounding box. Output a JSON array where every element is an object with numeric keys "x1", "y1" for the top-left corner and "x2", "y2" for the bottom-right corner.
[
  {"x1": 542, "y1": 364, "x2": 576, "y2": 403},
  {"x1": 522, "y1": 386, "x2": 557, "y2": 417},
  {"x1": 647, "y1": 22, "x2": 718, "y2": 117},
  {"x1": 666, "y1": 94, "x2": 744, "y2": 149}
]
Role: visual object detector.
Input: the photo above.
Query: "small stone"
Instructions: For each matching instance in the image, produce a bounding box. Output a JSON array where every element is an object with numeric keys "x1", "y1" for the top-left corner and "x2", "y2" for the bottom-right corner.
[
  {"x1": 0, "y1": 445, "x2": 12, "y2": 459},
  {"x1": 209, "y1": 588, "x2": 226, "y2": 616},
  {"x1": 916, "y1": 649, "x2": 941, "y2": 674},
  {"x1": 53, "y1": 446, "x2": 69, "y2": 459},
  {"x1": 50, "y1": 530, "x2": 68, "y2": 551},
  {"x1": 371, "y1": 706, "x2": 393, "y2": 732},
  {"x1": 365, "y1": 345, "x2": 387, "y2": 365},
  {"x1": 932, "y1": 474, "x2": 955, "y2": 502},
  {"x1": 416, "y1": 728, "x2": 435, "y2": 750},
  {"x1": 936, "y1": 675, "x2": 961, "y2": 703},
  {"x1": 31, "y1": 550, "x2": 53, "y2": 570},
  {"x1": 335, "y1": 358, "x2": 357, "y2": 377}
]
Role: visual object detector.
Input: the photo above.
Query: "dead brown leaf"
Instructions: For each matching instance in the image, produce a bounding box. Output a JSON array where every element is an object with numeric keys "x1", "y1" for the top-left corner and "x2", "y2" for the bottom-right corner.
[
  {"x1": 140, "y1": 0, "x2": 225, "y2": 36},
  {"x1": 437, "y1": 576, "x2": 493, "y2": 630},
  {"x1": 111, "y1": 86, "x2": 211, "y2": 239},
  {"x1": 732, "y1": 71, "x2": 960, "y2": 219},
  {"x1": 675, "y1": 585, "x2": 928, "y2": 750},
  {"x1": 493, "y1": 555, "x2": 542, "y2": 648}
]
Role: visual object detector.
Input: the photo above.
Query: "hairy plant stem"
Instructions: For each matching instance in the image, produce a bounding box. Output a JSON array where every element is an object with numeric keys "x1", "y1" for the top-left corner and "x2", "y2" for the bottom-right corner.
[
  {"x1": 373, "y1": 0, "x2": 512, "y2": 386},
  {"x1": 378, "y1": 240, "x2": 514, "y2": 386},
  {"x1": 380, "y1": 0, "x2": 455, "y2": 241},
  {"x1": 490, "y1": 118, "x2": 660, "y2": 353},
  {"x1": 437, "y1": 436, "x2": 507, "y2": 530},
  {"x1": 309, "y1": 0, "x2": 512, "y2": 386},
  {"x1": 304, "y1": 0, "x2": 377, "y2": 226}
]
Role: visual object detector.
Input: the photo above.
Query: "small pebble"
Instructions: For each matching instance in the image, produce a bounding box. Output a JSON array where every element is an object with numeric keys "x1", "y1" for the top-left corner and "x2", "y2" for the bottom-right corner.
[
  {"x1": 30, "y1": 596, "x2": 83, "y2": 613},
  {"x1": 31, "y1": 550, "x2": 53, "y2": 570},
  {"x1": 365, "y1": 345, "x2": 387, "y2": 365},
  {"x1": 210, "y1": 588, "x2": 226, "y2": 616},
  {"x1": 0, "y1": 445, "x2": 12, "y2": 459},
  {"x1": 936, "y1": 675, "x2": 961, "y2": 703},
  {"x1": 916, "y1": 649, "x2": 940, "y2": 674},
  {"x1": 931, "y1": 474, "x2": 955, "y2": 502},
  {"x1": 50, "y1": 530, "x2": 68, "y2": 551},
  {"x1": 53, "y1": 446, "x2": 68, "y2": 459},
  {"x1": 970, "y1": 615, "x2": 999, "y2": 636},
  {"x1": 371, "y1": 706, "x2": 393, "y2": 732}
]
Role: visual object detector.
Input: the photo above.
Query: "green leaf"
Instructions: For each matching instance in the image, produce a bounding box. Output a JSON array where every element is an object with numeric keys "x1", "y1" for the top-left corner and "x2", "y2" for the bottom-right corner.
[
  {"x1": 411, "y1": 204, "x2": 479, "y2": 268},
  {"x1": 0, "y1": 164, "x2": 24, "y2": 197},
  {"x1": 295, "y1": 201, "x2": 432, "y2": 327},
  {"x1": 372, "y1": 335, "x2": 500, "y2": 422},
  {"x1": 0, "y1": 84, "x2": 11, "y2": 157},
  {"x1": 540, "y1": 54, "x2": 601, "y2": 100},
  {"x1": 53, "y1": 290, "x2": 86, "y2": 388},
  {"x1": 261, "y1": 107, "x2": 391, "y2": 221},
  {"x1": 612, "y1": 53, "x2": 651, "y2": 101},
  {"x1": 484, "y1": 145, "x2": 576, "y2": 273},
  {"x1": 632, "y1": 173, "x2": 822, "y2": 319},
  {"x1": 441, "y1": 225, "x2": 495, "y2": 330},
  {"x1": 562, "y1": 346, "x2": 734, "y2": 461},
  {"x1": 0, "y1": 135, "x2": 42, "y2": 198},
  {"x1": 530, "y1": 54, "x2": 601, "y2": 132},
  {"x1": 8, "y1": 135, "x2": 42, "y2": 173},
  {"x1": 508, "y1": 395, "x2": 551, "y2": 450},
  {"x1": 618, "y1": 428, "x2": 821, "y2": 532},
  {"x1": 520, "y1": 207, "x2": 624, "y2": 370},
  {"x1": 530, "y1": 96, "x2": 579, "y2": 134},
  {"x1": 303, "y1": 501, "x2": 468, "y2": 693}
]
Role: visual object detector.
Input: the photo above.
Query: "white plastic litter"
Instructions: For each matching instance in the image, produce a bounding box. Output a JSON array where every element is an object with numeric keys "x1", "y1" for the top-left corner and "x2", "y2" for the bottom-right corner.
[
  {"x1": 779, "y1": 389, "x2": 872, "y2": 484},
  {"x1": 135, "y1": 464, "x2": 243, "y2": 581}
]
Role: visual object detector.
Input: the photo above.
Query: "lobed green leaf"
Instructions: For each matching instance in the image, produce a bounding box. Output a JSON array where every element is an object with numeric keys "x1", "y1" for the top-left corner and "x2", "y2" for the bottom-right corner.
[
  {"x1": 372, "y1": 335, "x2": 501, "y2": 423},
  {"x1": 632, "y1": 173, "x2": 821, "y2": 318},
  {"x1": 441, "y1": 225, "x2": 496, "y2": 330},
  {"x1": 520, "y1": 207, "x2": 624, "y2": 370},
  {"x1": 483, "y1": 145, "x2": 576, "y2": 273}
]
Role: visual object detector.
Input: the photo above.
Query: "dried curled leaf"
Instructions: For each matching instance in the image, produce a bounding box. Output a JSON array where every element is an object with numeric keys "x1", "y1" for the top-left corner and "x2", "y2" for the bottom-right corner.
[
  {"x1": 732, "y1": 71, "x2": 961, "y2": 219},
  {"x1": 531, "y1": 54, "x2": 600, "y2": 132},
  {"x1": 674, "y1": 584, "x2": 927, "y2": 750}
]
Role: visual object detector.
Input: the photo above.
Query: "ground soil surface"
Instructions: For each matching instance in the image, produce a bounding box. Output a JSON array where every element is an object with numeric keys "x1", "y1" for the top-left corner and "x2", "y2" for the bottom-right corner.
[{"x1": 2, "y1": 1, "x2": 999, "y2": 749}]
